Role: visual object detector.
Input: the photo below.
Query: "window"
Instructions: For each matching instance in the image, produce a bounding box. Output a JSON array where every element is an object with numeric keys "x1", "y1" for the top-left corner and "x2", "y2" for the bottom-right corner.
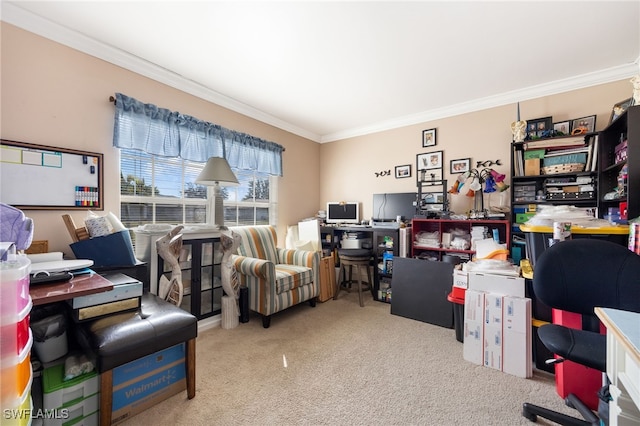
[{"x1": 119, "y1": 149, "x2": 276, "y2": 228}]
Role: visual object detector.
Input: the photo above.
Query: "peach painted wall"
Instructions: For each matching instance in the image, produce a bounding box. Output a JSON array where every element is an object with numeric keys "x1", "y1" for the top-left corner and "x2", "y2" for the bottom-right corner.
[
  {"x1": 0, "y1": 23, "x2": 320, "y2": 255},
  {"x1": 1, "y1": 22, "x2": 634, "y2": 257},
  {"x1": 320, "y1": 80, "x2": 632, "y2": 219}
]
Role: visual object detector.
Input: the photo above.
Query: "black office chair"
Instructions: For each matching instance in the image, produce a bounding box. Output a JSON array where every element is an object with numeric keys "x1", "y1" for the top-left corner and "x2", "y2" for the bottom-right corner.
[{"x1": 522, "y1": 238, "x2": 640, "y2": 425}]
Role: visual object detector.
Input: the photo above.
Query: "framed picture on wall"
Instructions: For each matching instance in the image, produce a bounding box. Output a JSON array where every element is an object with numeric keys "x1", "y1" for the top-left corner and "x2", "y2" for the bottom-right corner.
[
  {"x1": 553, "y1": 121, "x2": 571, "y2": 136},
  {"x1": 416, "y1": 150, "x2": 442, "y2": 170},
  {"x1": 395, "y1": 164, "x2": 411, "y2": 179},
  {"x1": 422, "y1": 128, "x2": 437, "y2": 147},
  {"x1": 526, "y1": 116, "x2": 552, "y2": 139},
  {"x1": 610, "y1": 98, "x2": 633, "y2": 124},
  {"x1": 570, "y1": 115, "x2": 596, "y2": 135},
  {"x1": 450, "y1": 158, "x2": 470, "y2": 174}
]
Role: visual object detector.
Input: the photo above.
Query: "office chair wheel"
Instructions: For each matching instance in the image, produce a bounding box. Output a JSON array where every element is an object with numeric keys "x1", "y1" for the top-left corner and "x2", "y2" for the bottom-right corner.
[
  {"x1": 565, "y1": 396, "x2": 576, "y2": 409},
  {"x1": 522, "y1": 406, "x2": 537, "y2": 422},
  {"x1": 522, "y1": 403, "x2": 538, "y2": 422}
]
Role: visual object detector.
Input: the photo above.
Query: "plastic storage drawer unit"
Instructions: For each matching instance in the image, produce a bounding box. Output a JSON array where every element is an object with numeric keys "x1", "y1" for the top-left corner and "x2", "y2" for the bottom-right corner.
[{"x1": 42, "y1": 363, "x2": 99, "y2": 411}]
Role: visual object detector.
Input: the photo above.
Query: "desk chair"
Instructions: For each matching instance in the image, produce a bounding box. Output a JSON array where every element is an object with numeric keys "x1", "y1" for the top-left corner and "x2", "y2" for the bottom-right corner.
[{"x1": 522, "y1": 239, "x2": 640, "y2": 425}]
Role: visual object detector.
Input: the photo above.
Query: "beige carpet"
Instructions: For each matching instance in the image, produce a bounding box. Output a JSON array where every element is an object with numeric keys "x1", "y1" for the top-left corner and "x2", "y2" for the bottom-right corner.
[{"x1": 120, "y1": 291, "x2": 581, "y2": 425}]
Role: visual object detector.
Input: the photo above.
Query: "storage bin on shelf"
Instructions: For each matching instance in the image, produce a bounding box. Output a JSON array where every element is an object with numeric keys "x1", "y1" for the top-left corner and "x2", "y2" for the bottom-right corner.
[
  {"x1": 31, "y1": 313, "x2": 69, "y2": 363},
  {"x1": 519, "y1": 223, "x2": 629, "y2": 268},
  {"x1": 42, "y1": 363, "x2": 100, "y2": 426}
]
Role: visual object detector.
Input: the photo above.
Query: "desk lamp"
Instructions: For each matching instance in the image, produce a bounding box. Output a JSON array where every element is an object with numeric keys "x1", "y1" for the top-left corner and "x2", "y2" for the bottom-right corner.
[{"x1": 195, "y1": 157, "x2": 239, "y2": 227}]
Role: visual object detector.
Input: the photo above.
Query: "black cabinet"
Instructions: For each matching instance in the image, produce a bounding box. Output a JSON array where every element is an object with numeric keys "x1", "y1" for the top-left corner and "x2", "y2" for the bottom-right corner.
[
  {"x1": 597, "y1": 105, "x2": 639, "y2": 222},
  {"x1": 157, "y1": 236, "x2": 222, "y2": 320}
]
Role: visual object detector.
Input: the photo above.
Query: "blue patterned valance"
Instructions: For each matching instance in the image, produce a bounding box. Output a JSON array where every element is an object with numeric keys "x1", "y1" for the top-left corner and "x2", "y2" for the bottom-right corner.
[{"x1": 113, "y1": 93, "x2": 283, "y2": 176}]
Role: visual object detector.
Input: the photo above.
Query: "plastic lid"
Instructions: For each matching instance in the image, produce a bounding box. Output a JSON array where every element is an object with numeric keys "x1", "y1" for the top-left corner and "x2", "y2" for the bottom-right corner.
[
  {"x1": 520, "y1": 223, "x2": 629, "y2": 235},
  {"x1": 43, "y1": 363, "x2": 97, "y2": 394}
]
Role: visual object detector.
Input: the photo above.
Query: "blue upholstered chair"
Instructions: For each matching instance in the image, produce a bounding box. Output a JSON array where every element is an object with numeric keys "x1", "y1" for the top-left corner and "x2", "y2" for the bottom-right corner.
[{"x1": 230, "y1": 225, "x2": 320, "y2": 328}]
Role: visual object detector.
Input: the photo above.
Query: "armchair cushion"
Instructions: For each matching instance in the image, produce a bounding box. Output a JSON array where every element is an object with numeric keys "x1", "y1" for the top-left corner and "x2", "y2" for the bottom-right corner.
[{"x1": 235, "y1": 225, "x2": 279, "y2": 264}]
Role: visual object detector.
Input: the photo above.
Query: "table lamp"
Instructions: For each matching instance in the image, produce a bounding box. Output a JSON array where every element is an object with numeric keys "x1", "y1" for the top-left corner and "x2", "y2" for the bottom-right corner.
[{"x1": 195, "y1": 157, "x2": 239, "y2": 226}]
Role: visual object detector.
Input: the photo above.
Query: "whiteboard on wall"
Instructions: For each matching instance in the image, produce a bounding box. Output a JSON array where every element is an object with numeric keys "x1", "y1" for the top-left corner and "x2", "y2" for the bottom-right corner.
[{"x1": 0, "y1": 140, "x2": 104, "y2": 210}]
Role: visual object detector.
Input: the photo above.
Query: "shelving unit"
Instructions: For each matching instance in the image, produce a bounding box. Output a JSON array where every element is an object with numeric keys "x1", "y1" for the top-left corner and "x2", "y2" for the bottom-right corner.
[
  {"x1": 510, "y1": 133, "x2": 599, "y2": 249},
  {"x1": 320, "y1": 225, "x2": 401, "y2": 303},
  {"x1": 416, "y1": 179, "x2": 448, "y2": 217},
  {"x1": 411, "y1": 218, "x2": 510, "y2": 261},
  {"x1": 597, "y1": 105, "x2": 639, "y2": 221},
  {"x1": 373, "y1": 228, "x2": 398, "y2": 303}
]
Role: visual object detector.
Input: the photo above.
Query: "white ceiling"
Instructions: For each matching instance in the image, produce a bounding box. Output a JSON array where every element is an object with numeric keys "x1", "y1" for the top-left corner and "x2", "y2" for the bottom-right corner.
[{"x1": 3, "y1": 1, "x2": 640, "y2": 143}]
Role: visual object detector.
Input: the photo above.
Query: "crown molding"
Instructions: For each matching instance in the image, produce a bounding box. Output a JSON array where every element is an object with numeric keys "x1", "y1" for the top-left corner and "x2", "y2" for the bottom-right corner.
[
  {"x1": 1, "y1": 3, "x2": 321, "y2": 142},
  {"x1": 3, "y1": 3, "x2": 638, "y2": 145},
  {"x1": 321, "y1": 62, "x2": 639, "y2": 143}
]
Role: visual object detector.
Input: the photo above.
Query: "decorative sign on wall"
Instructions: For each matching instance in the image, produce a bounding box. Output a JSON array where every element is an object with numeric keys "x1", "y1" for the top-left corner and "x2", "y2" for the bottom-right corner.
[{"x1": 0, "y1": 139, "x2": 104, "y2": 210}]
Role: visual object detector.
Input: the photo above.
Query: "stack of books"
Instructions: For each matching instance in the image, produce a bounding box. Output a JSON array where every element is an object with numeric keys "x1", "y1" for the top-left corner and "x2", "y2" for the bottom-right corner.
[{"x1": 67, "y1": 273, "x2": 143, "y2": 321}]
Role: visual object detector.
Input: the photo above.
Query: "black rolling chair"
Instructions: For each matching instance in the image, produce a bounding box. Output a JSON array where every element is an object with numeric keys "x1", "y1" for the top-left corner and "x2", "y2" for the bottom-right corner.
[{"x1": 522, "y1": 239, "x2": 640, "y2": 425}]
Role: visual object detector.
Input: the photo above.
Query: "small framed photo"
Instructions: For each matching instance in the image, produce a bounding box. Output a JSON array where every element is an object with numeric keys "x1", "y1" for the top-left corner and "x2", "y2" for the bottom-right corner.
[
  {"x1": 570, "y1": 115, "x2": 596, "y2": 135},
  {"x1": 395, "y1": 164, "x2": 411, "y2": 179},
  {"x1": 526, "y1": 116, "x2": 553, "y2": 139},
  {"x1": 417, "y1": 150, "x2": 443, "y2": 170},
  {"x1": 450, "y1": 158, "x2": 470, "y2": 174},
  {"x1": 553, "y1": 121, "x2": 571, "y2": 136},
  {"x1": 609, "y1": 98, "x2": 633, "y2": 124},
  {"x1": 422, "y1": 128, "x2": 437, "y2": 147}
]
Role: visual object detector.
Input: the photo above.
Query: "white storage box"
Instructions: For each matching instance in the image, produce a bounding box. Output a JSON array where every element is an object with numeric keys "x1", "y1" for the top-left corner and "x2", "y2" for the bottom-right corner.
[
  {"x1": 463, "y1": 290, "x2": 485, "y2": 365},
  {"x1": 468, "y1": 272, "x2": 524, "y2": 297},
  {"x1": 502, "y1": 296, "x2": 532, "y2": 378},
  {"x1": 452, "y1": 269, "x2": 468, "y2": 289}
]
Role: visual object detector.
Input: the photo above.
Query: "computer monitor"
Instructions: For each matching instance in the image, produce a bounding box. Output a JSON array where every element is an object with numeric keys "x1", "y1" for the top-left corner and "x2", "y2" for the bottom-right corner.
[
  {"x1": 372, "y1": 192, "x2": 417, "y2": 221},
  {"x1": 326, "y1": 202, "x2": 360, "y2": 224}
]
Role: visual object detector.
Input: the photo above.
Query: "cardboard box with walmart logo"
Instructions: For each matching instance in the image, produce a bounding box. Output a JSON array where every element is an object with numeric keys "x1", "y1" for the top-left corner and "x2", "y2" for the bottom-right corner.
[{"x1": 111, "y1": 343, "x2": 186, "y2": 425}]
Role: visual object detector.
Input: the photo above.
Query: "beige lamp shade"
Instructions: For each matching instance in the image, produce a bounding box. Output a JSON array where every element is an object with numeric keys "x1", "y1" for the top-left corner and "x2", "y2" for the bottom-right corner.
[{"x1": 195, "y1": 157, "x2": 239, "y2": 186}]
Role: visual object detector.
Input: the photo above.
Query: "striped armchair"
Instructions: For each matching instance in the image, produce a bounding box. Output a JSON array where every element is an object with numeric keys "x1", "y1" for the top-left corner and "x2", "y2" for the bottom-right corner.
[{"x1": 230, "y1": 225, "x2": 320, "y2": 328}]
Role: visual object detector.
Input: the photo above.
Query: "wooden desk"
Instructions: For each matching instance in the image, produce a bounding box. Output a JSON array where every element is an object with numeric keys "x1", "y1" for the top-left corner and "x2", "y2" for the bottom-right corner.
[
  {"x1": 594, "y1": 307, "x2": 640, "y2": 425},
  {"x1": 30, "y1": 272, "x2": 114, "y2": 306}
]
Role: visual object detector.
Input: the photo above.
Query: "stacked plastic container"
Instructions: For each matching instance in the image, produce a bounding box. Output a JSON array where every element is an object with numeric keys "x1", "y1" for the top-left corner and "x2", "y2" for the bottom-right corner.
[{"x1": 1, "y1": 255, "x2": 33, "y2": 426}]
